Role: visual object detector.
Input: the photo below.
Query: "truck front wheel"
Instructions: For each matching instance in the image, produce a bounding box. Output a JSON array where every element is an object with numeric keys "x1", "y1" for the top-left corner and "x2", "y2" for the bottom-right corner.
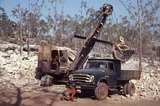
[
  {"x1": 123, "y1": 82, "x2": 135, "y2": 96},
  {"x1": 95, "y1": 82, "x2": 108, "y2": 100}
]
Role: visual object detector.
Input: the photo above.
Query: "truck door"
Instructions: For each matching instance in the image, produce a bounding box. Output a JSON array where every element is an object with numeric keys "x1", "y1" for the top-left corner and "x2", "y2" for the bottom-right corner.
[{"x1": 107, "y1": 62, "x2": 117, "y2": 87}]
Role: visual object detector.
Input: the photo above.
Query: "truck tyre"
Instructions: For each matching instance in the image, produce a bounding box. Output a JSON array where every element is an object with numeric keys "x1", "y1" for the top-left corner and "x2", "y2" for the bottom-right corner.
[
  {"x1": 95, "y1": 82, "x2": 108, "y2": 100},
  {"x1": 123, "y1": 82, "x2": 135, "y2": 96},
  {"x1": 35, "y1": 67, "x2": 43, "y2": 80},
  {"x1": 40, "y1": 75, "x2": 53, "y2": 86}
]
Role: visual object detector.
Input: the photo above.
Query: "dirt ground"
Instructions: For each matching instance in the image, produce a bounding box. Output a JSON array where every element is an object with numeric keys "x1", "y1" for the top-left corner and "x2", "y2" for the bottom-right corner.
[
  {"x1": 0, "y1": 82, "x2": 160, "y2": 106},
  {"x1": 54, "y1": 100, "x2": 160, "y2": 106}
]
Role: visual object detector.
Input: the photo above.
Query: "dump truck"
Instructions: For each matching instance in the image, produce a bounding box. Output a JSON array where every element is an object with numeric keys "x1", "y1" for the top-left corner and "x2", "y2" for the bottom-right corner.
[{"x1": 68, "y1": 58, "x2": 141, "y2": 100}]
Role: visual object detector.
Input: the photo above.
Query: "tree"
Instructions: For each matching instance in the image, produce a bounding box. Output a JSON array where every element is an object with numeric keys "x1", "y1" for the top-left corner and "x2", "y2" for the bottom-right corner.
[{"x1": 0, "y1": 7, "x2": 15, "y2": 40}]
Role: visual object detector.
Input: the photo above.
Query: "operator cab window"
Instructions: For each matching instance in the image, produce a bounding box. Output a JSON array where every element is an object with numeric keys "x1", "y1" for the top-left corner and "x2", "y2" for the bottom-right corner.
[
  {"x1": 86, "y1": 62, "x2": 105, "y2": 69},
  {"x1": 99, "y1": 64, "x2": 105, "y2": 68},
  {"x1": 59, "y1": 50, "x2": 68, "y2": 66},
  {"x1": 86, "y1": 62, "x2": 99, "y2": 68}
]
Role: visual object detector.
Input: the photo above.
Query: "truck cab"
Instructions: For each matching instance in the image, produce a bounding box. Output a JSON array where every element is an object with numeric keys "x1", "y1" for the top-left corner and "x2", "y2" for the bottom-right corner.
[{"x1": 69, "y1": 58, "x2": 140, "y2": 100}]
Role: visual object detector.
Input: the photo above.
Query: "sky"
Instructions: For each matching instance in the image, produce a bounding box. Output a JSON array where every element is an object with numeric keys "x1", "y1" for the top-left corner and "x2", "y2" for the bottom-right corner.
[{"x1": 0, "y1": 0, "x2": 129, "y2": 21}]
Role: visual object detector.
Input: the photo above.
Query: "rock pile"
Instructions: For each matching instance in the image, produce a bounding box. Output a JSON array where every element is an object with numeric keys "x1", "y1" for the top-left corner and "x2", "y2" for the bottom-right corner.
[
  {"x1": 135, "y1": 64, "x2": 160, "y2": 100},
  {"x1": 0, "y1": 47, "x2": 38, "y2": 88}
]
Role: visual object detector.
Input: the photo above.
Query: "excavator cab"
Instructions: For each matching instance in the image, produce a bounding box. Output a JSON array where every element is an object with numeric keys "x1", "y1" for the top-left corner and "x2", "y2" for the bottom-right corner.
[
  {"x1": 35, "y1": 40, "x2": 76, "y2": 83},
  {"x1": 50, "y1": 47, "x2": 76, "y2": 74}
]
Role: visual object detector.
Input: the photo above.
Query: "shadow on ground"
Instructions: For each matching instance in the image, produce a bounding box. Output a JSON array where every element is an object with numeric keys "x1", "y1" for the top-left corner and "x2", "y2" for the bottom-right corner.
[{"x1": 0, "y1": 81, "x2": 60, "y2": 106}]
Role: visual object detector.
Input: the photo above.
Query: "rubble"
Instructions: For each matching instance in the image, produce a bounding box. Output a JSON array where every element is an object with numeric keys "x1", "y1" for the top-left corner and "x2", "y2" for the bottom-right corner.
[
  {"x1": 0, "y1": 40, "x2": 19, "y2": 52},
  {"x1": 23, "y1": 44, "x2": 39, "y2": 52},
  {"x1": 135, "y1": 64, "x2": 160, "y2": 99},
  {"x1": 0, "y1": 47, "x2": 38, "y2": 88}
]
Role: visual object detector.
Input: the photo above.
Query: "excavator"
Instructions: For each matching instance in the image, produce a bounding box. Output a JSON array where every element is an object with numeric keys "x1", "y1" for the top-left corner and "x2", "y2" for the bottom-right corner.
[{"x1": 35, "y1": 4, "x2": 135, "y2": 86}]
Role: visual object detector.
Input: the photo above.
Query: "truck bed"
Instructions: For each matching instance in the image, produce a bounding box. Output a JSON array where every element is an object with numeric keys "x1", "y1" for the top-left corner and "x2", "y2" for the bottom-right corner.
[{"x1": 118, "y1": 69, "x2": 141, "y2": 80}]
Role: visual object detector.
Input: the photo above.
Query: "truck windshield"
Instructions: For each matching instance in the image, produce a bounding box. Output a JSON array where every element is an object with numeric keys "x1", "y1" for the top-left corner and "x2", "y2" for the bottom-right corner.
[{"x1": 85, "y1": 62, "x2": 106, "y2": 69}]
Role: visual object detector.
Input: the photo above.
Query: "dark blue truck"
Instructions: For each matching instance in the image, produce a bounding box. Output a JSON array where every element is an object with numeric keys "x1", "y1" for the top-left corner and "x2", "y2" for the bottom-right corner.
[{"x1": 69, "y1": 58, "x2": 141, "y2": 100}]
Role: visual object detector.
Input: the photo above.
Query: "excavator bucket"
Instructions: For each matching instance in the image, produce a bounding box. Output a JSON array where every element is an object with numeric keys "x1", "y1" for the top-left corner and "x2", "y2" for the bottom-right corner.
[
  {"x1": 112, "y1": 36, "x2": 135, "y2": 62},
  {"x1": 113, "y1": 48, "x2": 135, "y2": 63}
]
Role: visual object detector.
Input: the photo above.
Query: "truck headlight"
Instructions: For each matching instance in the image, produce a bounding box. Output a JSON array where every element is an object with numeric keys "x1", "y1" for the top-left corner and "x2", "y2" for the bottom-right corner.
[
  {"x1": 86, "y1": 75, "x2": 95, "y2": 82},
  {"x1": 69, "y1": 74, "x2": 73, "y2": 81}
]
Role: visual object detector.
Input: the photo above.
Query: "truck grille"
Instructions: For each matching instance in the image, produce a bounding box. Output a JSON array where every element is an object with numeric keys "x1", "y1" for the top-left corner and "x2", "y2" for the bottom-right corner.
[{"x1": 70, "y1": 74, "x2": 92, "y2": 82}]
